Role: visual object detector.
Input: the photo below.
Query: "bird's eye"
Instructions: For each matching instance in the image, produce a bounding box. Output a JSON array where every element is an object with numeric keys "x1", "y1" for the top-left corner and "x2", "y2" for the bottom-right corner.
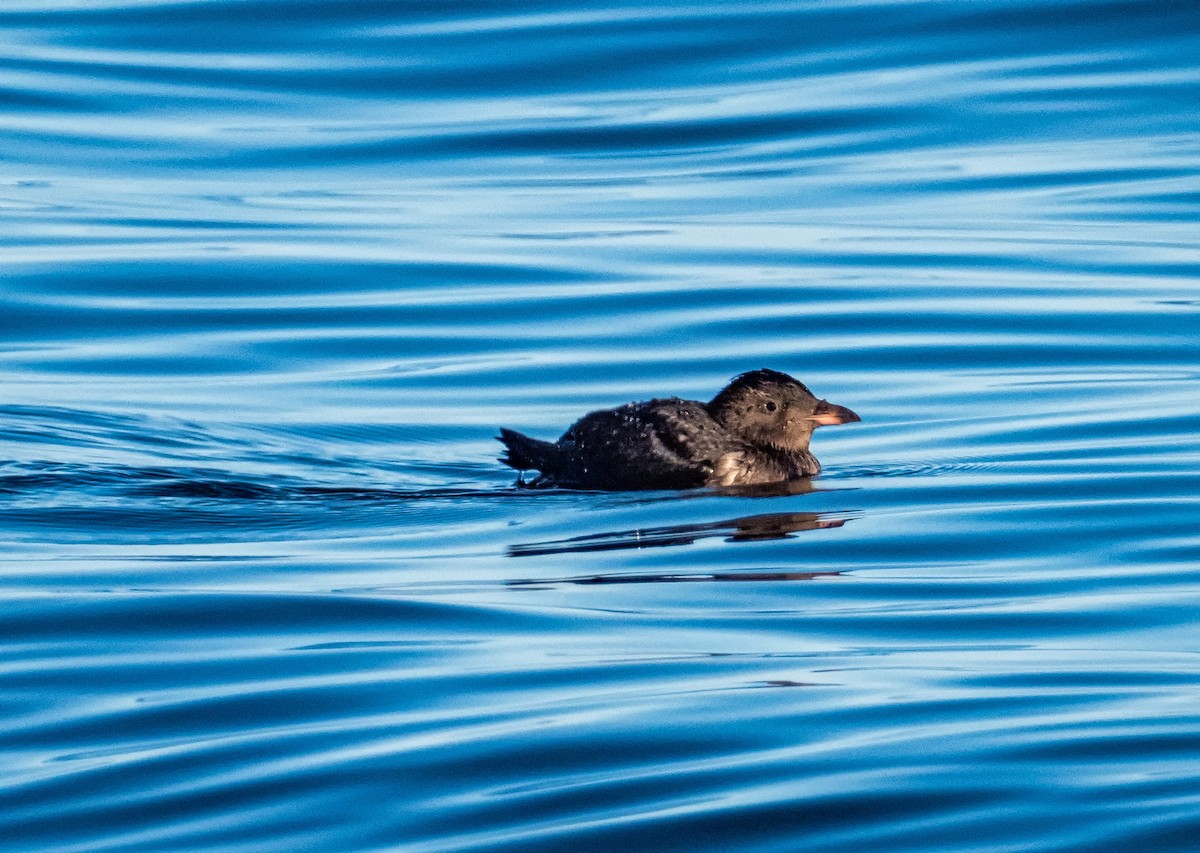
[{"x1": 765, "y1": 401, "x2": 777, "y2": 412}]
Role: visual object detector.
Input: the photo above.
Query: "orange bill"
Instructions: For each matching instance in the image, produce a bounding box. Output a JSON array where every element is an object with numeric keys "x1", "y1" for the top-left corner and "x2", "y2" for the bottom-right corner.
[{"x1": 808, "y1": 399, "x2": 861, "y2": 426}]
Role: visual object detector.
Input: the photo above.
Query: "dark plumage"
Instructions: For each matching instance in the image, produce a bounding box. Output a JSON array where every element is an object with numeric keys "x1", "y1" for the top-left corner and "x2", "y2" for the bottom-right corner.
[{"x1": 497, "y1": 369, "x2": 859, "y2": 490}]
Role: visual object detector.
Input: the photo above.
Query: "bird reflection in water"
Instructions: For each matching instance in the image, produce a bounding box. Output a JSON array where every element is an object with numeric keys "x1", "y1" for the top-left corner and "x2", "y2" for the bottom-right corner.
[
  {"x1": 509, "y1": 570, "x2": 841, "y2": 588},
  {"x1": 507, "y1": 510, "x2": 848, "y2": 586}
]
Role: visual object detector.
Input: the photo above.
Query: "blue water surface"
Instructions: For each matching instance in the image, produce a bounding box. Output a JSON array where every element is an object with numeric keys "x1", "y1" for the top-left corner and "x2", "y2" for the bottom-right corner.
[{"x1": 2, "y1": 1, "x2": 1200, "y2": 850}]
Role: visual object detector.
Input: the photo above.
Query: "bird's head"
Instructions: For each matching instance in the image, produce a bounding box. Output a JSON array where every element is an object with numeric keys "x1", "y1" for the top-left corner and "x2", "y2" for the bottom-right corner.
[{"x1": 707, "y1": 368, "x2": 859, "y2": 452}]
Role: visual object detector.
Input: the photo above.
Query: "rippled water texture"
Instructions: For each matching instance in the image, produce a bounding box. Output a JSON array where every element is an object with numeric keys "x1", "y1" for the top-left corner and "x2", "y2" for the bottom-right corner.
[{"x1": 3, "y1": 1, "x2": 1200, "y2": 850}]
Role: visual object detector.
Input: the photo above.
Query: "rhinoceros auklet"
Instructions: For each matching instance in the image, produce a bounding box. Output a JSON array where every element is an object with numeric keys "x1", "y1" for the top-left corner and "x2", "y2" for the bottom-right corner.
[{"x1": 498, "y1": 369, "x2": 859, "y2": 490}]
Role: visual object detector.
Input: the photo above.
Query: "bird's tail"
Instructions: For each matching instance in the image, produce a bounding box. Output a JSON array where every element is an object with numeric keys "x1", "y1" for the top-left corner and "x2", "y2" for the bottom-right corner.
[{"x1": 497, "y1": 428, "x2": 560, "y2": 472}]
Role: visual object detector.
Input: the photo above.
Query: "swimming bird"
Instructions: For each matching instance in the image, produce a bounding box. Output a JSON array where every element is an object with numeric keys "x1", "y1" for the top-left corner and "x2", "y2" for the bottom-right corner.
[{"x1": 497, "y1": 369, "x2": 859, "y2": 490}]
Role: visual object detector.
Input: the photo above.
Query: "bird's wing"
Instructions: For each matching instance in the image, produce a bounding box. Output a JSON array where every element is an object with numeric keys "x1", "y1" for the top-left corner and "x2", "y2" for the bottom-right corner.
[{"x1": 559, "y1": 399, "x2": 718, "y2": 489}]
